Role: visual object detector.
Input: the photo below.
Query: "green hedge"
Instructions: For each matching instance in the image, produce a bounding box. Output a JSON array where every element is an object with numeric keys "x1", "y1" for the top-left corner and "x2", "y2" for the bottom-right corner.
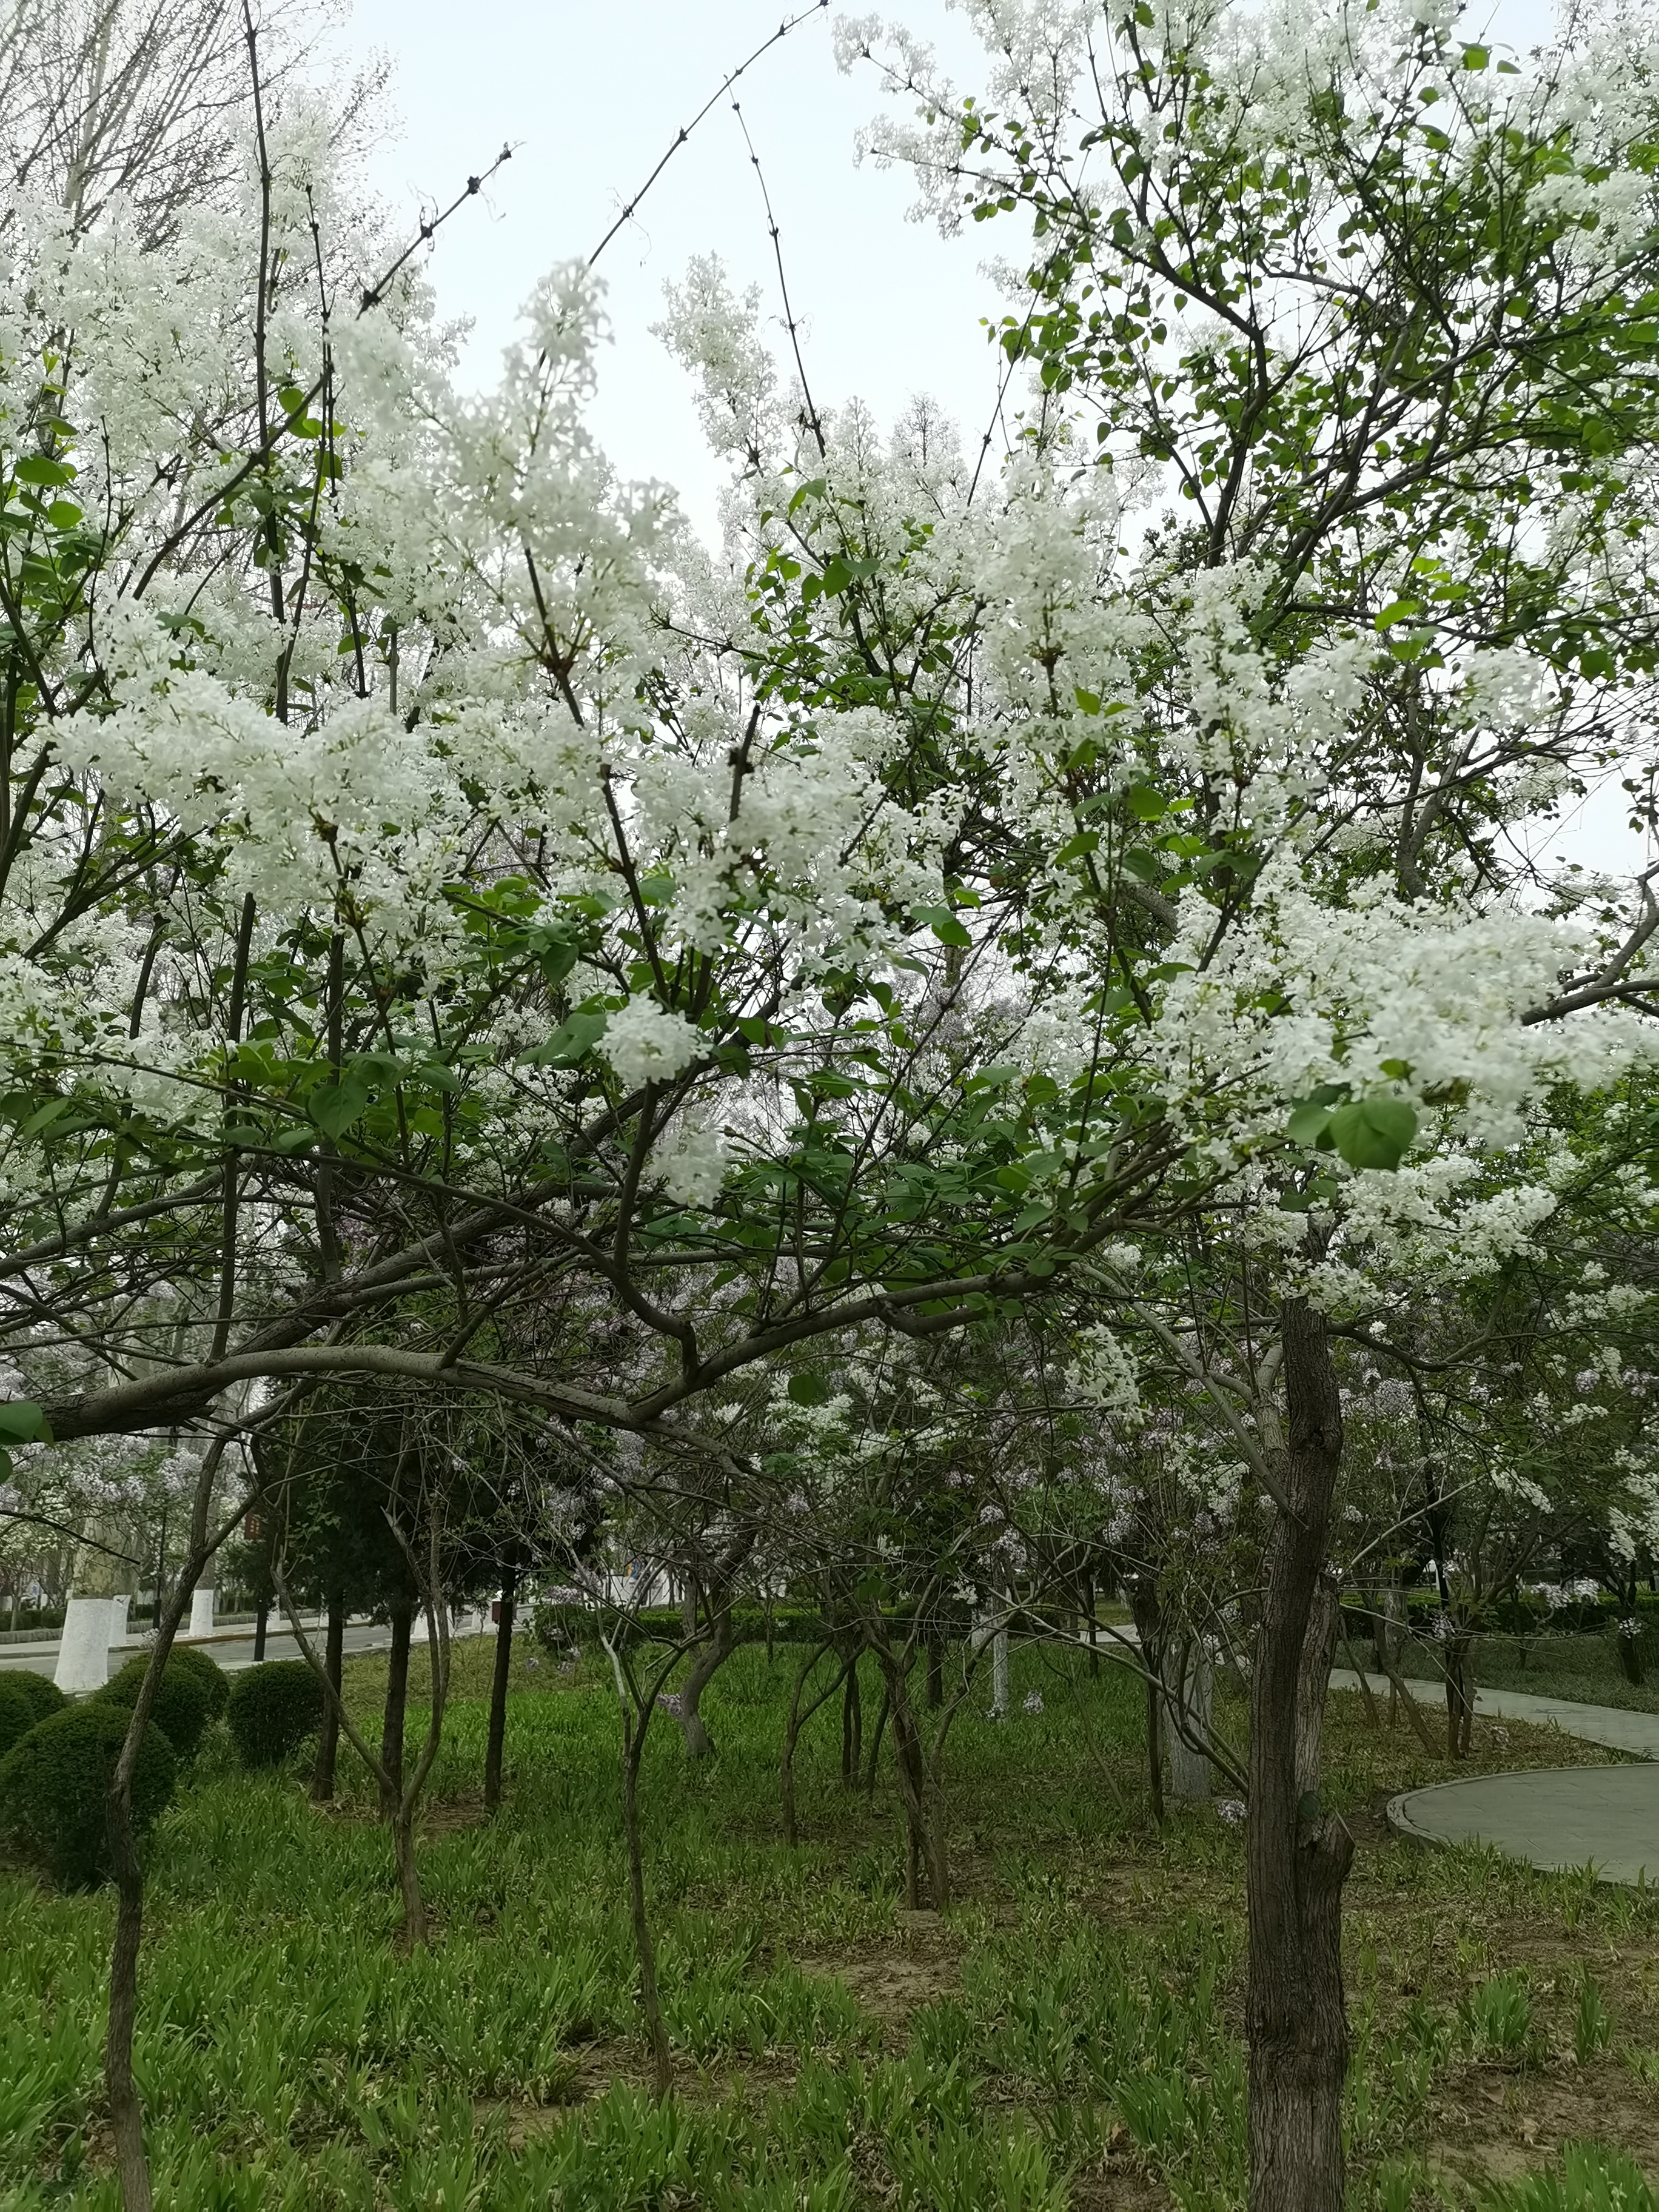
[
  {"x1": 226, "y1": 1660, "x2": 324, "y2": 1769},
  {"x1": 168, "y1": 1643, "x2": 230, "y2": 1721},
  {"x1": 0, "y1": 1701, "x2": 178, "y2": 1888},
  {"x1": 93, "y1": 1653, "x2": 215, "y2": 1763},
  {"x1": 0, "y1": 1672, "x2": 66, "y2": 1761}
]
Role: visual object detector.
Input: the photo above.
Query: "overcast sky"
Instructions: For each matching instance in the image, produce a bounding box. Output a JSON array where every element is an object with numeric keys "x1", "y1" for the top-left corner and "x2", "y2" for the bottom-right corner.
[{"x1": 338, "y1": 0, "x2": 1640, "y2": 877}]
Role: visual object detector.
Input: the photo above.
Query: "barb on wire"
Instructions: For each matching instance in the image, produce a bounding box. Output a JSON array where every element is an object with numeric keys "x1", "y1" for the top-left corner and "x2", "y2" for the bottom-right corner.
[{"x1": 586, "y1": 1, "x2": 831, "y2": 270}]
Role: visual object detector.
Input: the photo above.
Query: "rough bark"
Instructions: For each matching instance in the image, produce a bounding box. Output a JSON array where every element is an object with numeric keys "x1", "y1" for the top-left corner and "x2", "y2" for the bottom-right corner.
[
  {"x1": 310, "y1": 1595, "x2": 345, "y2": 1803},
  {"x1": 1247, "y1": 1299, "x2": 1355, "y2": 2212},
  {"x1": 484, "y1": 1564, "x2": 517, "y2": 1812},
  {"x1": 379, "y1": 1600, "x2": 412, "y2": 1817},
  {"x1": 1293, "y1": 1578, "x2": 1340, "y2": 1803}
]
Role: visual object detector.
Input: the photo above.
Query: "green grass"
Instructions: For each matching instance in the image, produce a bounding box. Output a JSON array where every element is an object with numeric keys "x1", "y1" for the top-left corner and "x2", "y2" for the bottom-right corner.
[
  {"x1": 1393, "y1": 1633, "x2": 1659, "y2": 1717},
  {"x1": 1, "y1": 1637, "x2": 1655, "y2": 2209}
]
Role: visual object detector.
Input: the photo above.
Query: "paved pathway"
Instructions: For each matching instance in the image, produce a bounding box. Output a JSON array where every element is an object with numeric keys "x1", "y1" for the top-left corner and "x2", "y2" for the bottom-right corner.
[
  {"x1": 1331, "y1": 1665, "x2": 1659, "y2": 1883},
  {"x1": 1387, "y1": 1765, "x2": 1659, "y2": 1884},
  {"x1": 1330, "y1": 1665, "x2": 1659, "y2": 1757}
]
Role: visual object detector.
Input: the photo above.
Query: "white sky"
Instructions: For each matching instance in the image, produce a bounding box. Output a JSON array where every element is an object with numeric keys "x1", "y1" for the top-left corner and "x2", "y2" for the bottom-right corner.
[{"x1": 339, "y1": 0, "x2": 1645, "y2": 879}]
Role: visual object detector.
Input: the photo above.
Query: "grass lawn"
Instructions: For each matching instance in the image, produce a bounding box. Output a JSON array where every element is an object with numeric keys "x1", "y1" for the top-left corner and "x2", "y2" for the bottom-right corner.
[
  {"x1": 1, "y1": 1634, "x2": 1655, "y2": 2210},
  {"x1": 1393, "y1": 1632, "x2": 1659, "y2": 1718}
]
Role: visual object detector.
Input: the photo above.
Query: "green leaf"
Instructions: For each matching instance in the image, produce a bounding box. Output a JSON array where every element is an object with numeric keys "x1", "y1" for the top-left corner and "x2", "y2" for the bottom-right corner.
[
  {"x1": 14, "y1": 455, "x2": 75, "y2": 488},
  {"x1": 787, "y1": 1370, "x2": 830, "y2": 1407},
  {"x1": 0, "y1": 1400, "x2": 51, "y2": 1446},
  {"x1": 308, "y1": 1077, "x2": 370, "y2": 1139},
  {"x1": 1461, "y1": 41, "x2": 1489, "y2": 67},
  {"x1": 1328, "y1": 1094, "x2": 1418, "y2": 1171},
  {"x1": 521, "y1": 1010, "x2": 608, "y2": 1067},
  {"x1": 1286, "y1": 1099, "x2": 1335, "y2": 1148},
  {"x1": 1374, "y1": 598, "x2": 1421, "y2": 630}
]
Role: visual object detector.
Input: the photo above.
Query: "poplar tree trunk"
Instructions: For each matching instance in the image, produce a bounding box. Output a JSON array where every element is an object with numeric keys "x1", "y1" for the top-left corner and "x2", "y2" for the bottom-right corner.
[
  {"x1": 380, "y1": 1601, "x2": 412, "y2": 1818},
  {"x1": 310, "y1": 1596, "x2": 345, "y2": 1803},
  {"x1": 484, "y1": 1565, "x2": 516, "y2": 1812},
  {"x1": 1247, "y1": 1299, "x2": 1354, "y2": 2212}
]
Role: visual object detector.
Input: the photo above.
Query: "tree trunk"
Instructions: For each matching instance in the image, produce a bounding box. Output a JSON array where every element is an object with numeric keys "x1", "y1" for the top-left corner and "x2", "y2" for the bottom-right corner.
[
  {"x1": 879, "y1": 1652, "x2": 948, "y2": 1909},
  {"x1": 841, "y1": 1655, "x2": 862, "y2": 1784},
  {"x1": 310, "y1": 1596, "x2": 345, "y2": 1803},
  {"x1": 1294, "y1": 1580, "x2": 1339, "y2": 1803},
  {"x1": 484, "y1": 1564, "x2": 517, "y2": 1812},
  {"x1": 1163, "y1": 1640, "x2": 1213, "y2": 1803},
  {"x1": 1247, "y1": 1298, "x2": 1355, "y2": 2212},
  {"x1": 1444, "y1": 1632, "x2": 1475, "y2": 1758},
  {"x1": 252, "y1": 1599, "x2": 269, "y2": 1663},
  {"x1": 781, "y1": 1643, "x2": 846, "y2": 1848},
  {"x1": 380, "y1": 1601, "x2": 412, "y2": 1818},
  {"x1": 926, "y1": 1632, "x2": 943, "y2": 1710},
  {"x1": 391, "y1": 1809, "x2": 426, "y2": 1946},
  {"x1": 991, "y1": 1621, "x2": 1010, "y2": 1717},
  {"x1": 674, "y1": 1595, "x2": 734, "y2": 1758},
  {"x1": 620, "y1": 1711, "x2": 671, "y2": 2096}
]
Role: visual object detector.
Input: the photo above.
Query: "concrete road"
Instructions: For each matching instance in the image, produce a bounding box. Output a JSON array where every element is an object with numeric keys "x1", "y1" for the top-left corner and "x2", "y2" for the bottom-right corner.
[
  {"x1": 1388, "y1": 1764, "x2": 1659, "y2": 1885},
  {"x1": 0, "y1": 1617, "x2": 487, "y2": 1681}
]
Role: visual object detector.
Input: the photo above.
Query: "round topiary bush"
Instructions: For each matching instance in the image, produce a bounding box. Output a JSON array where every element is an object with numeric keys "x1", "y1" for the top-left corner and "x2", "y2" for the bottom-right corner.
[
  {"x1": 167, "y1": 1643, "x2": 230, "y2": 1721},
  {"x1": 226, "y1": 1660, "x2": 324, "y2": 1770},
  {"x1": 94, "y1": 1653, "x2": 213, "y2": 1763},
  {"x1": 0, "y1": 1701, "x2": 178, "y2": 1889},
  {"x1": 0, "y1": 1672, "x2": 67, "y2": 1760}
]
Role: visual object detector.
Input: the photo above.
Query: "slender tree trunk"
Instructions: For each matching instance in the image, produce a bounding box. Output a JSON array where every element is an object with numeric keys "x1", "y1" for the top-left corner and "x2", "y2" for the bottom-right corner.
[
  {"x1": 310, "y1": 1595, "x2": 345, "y2": 1803},
  {"x1": 1247, "y1": 1299, "x2": 1354, "y2": 2212},
  {"x1": 617, "y1": 1701, "x2": 671, "y2": 2096},
  {"x1": 673, "y1": 1595, "x2": 733, "y2": 1758},
  {"x1": 879, "y1": 1652, "x2": 948, "y2": 1909},
  {"x1": 841, "y1": 1655, "x2": 862, "y2": 1783},
  {"x1": 252, "y1": 1599, "x2": 268, "y2": 1663},
  {"x1": 781, "y1": 1642, "x2": 845, "y2": 1848},
  {"x1": 391, "y1": 1810, "x2": 426, "y2": 1945},
  {"x1": 380, "y1": 1601, "x2": 412, "y2": 1818},
  {"x1": 484, "y1": 1564, "x2": 517, "y2": 1813},
  {"x1": 926, "y1": 1632, "x2": 943, "y2": 1710},
  {"x1": 1086, "y1": 1572, "x2": 1100, "y2": 1678},
  {"x1": 106, "y1": 1434, "x2": 240, "y2": 2212},
  {"x1": 1444, "y1": 1632, "x2": 1475, "y2": 1760}
]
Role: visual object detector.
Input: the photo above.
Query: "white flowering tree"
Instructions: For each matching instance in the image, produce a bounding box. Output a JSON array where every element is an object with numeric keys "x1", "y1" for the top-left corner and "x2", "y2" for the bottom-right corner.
[{"x1": 1, "y1": 0, "x2": 1658, "y2": 2207}]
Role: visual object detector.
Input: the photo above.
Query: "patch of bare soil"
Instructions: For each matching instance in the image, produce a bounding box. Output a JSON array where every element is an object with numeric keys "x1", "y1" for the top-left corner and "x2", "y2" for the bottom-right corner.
[
  {"x1": 1427, "y1": 2057, "x2": 1659, "y2": 2190},
  {"x1": 799, "y1": 1914, "x2": 963, "y2": 2040}
]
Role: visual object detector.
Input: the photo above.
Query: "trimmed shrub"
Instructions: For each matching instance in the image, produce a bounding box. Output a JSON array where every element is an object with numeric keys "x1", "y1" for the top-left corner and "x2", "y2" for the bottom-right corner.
[
  {"x1": 0, "y1": 1701, "x2": 177, "y2": 1888},
  {"x1": 94, "y1": 1654, "x2": 213, "y2": 1763},
  {"x1": 226, "y1": 1660, "x2": 324, "y2": 1769},
  {"x1": 167, "y1": 1643, "x2": 230, "y2": 1721},
  {"x1": 0, "y1": 1672, "x2": 67, "y2": 1761}
]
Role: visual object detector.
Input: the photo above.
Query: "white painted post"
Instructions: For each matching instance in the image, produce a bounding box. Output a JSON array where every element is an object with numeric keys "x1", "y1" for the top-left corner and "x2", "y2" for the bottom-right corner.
[
  {"x1": 55, "y1": 1596, "x2": 115, "y2": 1694},
  {"x1": 110, "y1": 1594, "x2": 132, "y2": 1646},
  {"x1": 187, "y1": 1581, "x2": 215, "y2": 1641},
  {"x1": 991, "y1": 1624, "x2": 1010, "y2": 1719}
]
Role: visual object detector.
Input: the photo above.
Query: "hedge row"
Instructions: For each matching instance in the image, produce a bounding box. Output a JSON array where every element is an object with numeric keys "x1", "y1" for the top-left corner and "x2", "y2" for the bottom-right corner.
[{"x1": 0, "y1": 1647, "x2": 235, "y2": 1890}]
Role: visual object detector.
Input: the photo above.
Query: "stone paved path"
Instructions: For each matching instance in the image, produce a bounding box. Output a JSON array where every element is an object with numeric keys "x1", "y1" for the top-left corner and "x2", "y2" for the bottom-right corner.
[
  {"x1": 1386, "y1": 1764, "x2": 1659, "y2": 1884},
  {"x1": 1330, "y1": 1666, "x2": 1659, "y2": 1883}
]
